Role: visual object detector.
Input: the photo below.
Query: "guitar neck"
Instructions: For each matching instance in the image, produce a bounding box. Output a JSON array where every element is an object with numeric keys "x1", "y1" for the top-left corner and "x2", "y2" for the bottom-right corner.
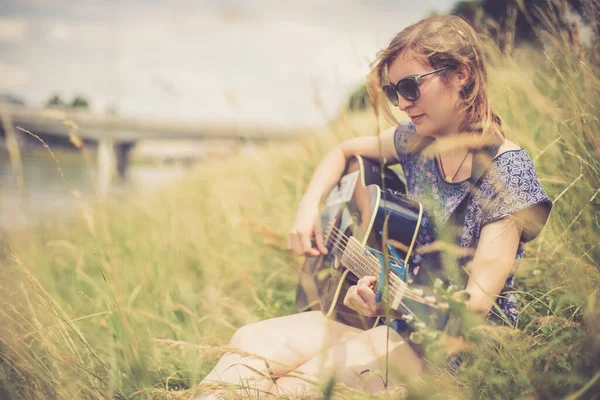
[{"x1": 340, "y1": 236, "x2": 407, "y2": 309}]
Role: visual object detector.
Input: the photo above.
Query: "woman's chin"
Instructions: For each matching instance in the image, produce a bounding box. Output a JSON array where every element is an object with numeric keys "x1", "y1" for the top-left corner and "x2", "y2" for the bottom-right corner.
[
  {"x1": 415, "y1": 123, "x2": 443, "y2": 139},
  {"x1": 415, "y1": 126, "x2": 431, "y2": 137}
]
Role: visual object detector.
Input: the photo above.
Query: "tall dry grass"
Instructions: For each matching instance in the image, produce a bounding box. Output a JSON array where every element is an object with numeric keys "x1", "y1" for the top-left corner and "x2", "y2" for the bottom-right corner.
[{"x1": 1, "y1": 14, "x2": 599, "y2": 400}]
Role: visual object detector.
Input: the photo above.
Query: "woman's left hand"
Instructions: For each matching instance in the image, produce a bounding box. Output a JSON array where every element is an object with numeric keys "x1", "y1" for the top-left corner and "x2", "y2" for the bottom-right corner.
[{"x1": 343, "y1": 276, "x2": 382, "y2": 317}]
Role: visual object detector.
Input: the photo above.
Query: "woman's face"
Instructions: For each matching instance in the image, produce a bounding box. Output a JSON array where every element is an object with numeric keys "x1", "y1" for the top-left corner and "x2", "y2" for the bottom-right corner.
[{"x1": 387, "y1": 52, "x2": 468, "y2": 138}]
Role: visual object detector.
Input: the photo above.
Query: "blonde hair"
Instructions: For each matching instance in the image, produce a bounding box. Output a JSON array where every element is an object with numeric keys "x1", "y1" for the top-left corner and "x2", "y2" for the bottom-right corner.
[{"x1": 368, "y1": 15, "x2": 504, "y2": 152}]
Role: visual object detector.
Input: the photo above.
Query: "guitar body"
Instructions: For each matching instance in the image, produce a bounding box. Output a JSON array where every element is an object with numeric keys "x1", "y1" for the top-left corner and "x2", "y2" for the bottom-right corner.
[{"x1": 296, "y1": 156, "x2": 425, "y2": 330}]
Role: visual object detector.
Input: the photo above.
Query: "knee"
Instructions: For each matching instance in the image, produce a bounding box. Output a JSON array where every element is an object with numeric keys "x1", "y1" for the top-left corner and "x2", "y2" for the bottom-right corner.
[
  {"x1": 229, "y1": 322, "x2": 267, "y2": 352},
  {"x1": 228, "y1": 324, "x2": 252, "y2": 349}
]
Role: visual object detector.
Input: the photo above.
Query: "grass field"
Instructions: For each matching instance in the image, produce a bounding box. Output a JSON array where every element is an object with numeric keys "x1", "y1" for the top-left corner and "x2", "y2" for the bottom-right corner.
[{"x1": 1, "y1": 38, "x2": 599, "y2": 399}]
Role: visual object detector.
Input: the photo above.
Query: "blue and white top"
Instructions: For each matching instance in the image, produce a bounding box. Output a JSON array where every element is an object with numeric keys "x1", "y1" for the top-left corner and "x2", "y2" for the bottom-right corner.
[{"x1": 392, "y1": 121, "x2": 552, "y2": 326}]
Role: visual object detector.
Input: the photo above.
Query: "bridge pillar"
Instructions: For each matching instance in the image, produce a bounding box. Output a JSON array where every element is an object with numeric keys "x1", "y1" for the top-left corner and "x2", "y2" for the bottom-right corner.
[
  {"x1": 97, "y1": 138, "x2": 115, "y2": 198},
  {"x1": 115, "y1": 141, "x2": 135, "y2": 178}
]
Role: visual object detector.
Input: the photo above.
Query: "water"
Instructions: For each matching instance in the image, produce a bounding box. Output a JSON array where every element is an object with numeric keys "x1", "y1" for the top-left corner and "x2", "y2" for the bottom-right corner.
[{"x1": 0, "y1": 150, "x2": 189, "y2": 231}]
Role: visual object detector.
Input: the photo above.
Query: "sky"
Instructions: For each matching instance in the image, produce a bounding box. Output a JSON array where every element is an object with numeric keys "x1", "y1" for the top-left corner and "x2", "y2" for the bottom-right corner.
[{"x1": 0, "y1": 0, "x2": 458, "y2": 126}]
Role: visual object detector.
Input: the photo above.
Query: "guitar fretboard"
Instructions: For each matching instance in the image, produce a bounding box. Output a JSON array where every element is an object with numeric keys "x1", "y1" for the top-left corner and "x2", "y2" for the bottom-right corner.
[{"x1": 340, "y1": 236, "x2": 407, "y2": 310}]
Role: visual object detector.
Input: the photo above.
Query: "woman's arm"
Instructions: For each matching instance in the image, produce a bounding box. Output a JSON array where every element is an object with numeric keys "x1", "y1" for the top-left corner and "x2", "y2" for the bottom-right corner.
[
  {"x1": 288, "y1": 126, "x2": 399, "y2": 256},
  {"x1": 463, "y1": 217, "x2": 522, "y2": 317},
  {"x1": 300, "y1": 126, "x2": 399, "y2": 206},
  {"x1": 344, "y1": 218, "x2": 521, "y2": 323}
]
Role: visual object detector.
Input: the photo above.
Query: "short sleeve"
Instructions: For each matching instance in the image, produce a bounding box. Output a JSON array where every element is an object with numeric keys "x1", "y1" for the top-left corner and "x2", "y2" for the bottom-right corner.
[
  {"x1": 479, "y1": 150, "x2": 552, "y2": 243},
  {"x1": 393, "y1": 121, "x2": 417, "y2": 167}
]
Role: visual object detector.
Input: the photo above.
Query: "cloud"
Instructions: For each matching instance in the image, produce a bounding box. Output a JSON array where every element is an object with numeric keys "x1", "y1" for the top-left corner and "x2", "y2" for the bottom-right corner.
[
  {"x1": 0, "y1": 1, "x2": 456, "y2": 125},
  {"x1": 0, "y1": 17, "x2": 28, "y2": 43}
]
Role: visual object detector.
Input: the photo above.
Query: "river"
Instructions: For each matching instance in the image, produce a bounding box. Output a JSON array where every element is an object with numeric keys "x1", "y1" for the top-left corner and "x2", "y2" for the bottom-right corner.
[{"x1": 0, "y1": 149, "x2": 190, "y2": 231}]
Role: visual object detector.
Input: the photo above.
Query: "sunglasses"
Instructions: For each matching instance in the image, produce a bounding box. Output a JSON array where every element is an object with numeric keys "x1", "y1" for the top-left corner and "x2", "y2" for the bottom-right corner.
[{"x1": 382, "y1": 66, "x2": 451, "y2": 105}]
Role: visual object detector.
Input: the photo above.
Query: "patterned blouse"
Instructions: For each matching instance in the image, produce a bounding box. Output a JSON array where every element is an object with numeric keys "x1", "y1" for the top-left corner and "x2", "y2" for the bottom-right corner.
[{"x1": 391, "y1": 121, "x2": 552, "y2": 327}]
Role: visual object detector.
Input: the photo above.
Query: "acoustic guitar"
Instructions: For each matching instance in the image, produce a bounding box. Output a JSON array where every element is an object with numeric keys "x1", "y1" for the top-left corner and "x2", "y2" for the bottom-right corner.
[{"x1": 295, "y1": 155, "x2": 450, "y2": 332}]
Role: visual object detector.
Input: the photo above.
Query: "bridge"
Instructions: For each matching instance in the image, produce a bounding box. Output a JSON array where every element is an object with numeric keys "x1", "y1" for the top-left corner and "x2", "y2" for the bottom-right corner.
[{"x1": 0, "y1": 104, "x2": 306, "y2": 196}]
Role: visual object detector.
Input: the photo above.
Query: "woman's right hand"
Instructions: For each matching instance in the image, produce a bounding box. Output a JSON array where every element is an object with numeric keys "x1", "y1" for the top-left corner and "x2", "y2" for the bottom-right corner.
[
  {"x1": 343, "y1": 276, "x2": 381, "y2": 317},
  {"x1": 287, "y1": 200, "x2": 328, "y2": 257}
]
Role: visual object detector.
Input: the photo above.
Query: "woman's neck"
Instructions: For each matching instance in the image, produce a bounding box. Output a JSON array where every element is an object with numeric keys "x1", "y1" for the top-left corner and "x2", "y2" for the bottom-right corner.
[{"x1": 434, "y1": 134, "x2": 473, "y2": 183}]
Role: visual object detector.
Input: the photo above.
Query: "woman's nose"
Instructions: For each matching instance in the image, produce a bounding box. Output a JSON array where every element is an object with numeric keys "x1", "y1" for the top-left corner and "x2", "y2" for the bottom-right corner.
[{"x1": 397, "y1": 96, "x2": 415, "y2": 112}]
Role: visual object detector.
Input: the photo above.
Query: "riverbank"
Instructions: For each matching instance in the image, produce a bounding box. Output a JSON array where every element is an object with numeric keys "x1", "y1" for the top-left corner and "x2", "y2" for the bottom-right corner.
[
  {"x1": 0, "y1": 147, "x2": 195, "y2": 231},
  {"x1": 0, "y1": 137, "x2": 272, "y2": 231}
]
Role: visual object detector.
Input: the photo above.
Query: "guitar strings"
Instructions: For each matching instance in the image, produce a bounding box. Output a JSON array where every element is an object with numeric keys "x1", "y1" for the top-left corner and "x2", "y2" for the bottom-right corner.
[
  {"x1": 329, "y1": 229, "x2": 393, "y2": 259},
  {"x1": 326, "y1": 226, "x2": 421, "y2": 304},
  {"x1": 323, "y1": 229, "x2": 435, "y2": 311},
  {"x1": 327, "y1": 225, "x2": 408, "y2": 291},
  {"x1": 328, "y1": 225, "x2": 405, "y2": 270},
  {"x1": 319, "y1": 219, "x2": 414, "y2": 294},
  {"x1": 326, "y1": 226, "x2": 405, "y2": 292},
  {"x1": 326, "y1": 225, "x2": 439, "y2": 309},
  {"x1": 323, "y1": 226, "x2": 435, "y2": 307}
]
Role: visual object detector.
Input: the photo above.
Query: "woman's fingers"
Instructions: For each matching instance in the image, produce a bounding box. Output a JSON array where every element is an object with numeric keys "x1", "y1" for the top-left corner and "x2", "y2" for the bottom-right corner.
[
  {"x1": 313, "y1": 220, "x2": 328, "y2": 255},
  {"x1": 357, "y1": 281, "x2": 379, "y2": 316},
  {"x1": 287, "y1": 204, "x2": 328, "y2": 256},
  {"x1": 358, "y1": 276, "x2": 377, "y2": 288},
  {"x1": 296, "y1": 231, "x2": 314, "y2": 256},
  {"x1": 344, "y1": 280, "x2": 380, "y2": 317},
  {"x1": 288, "y1": 227, "x2": 327, "y2": 257},
  {"x1": 289, "y1": 231, "x2": 317, "y2": 256},
  {"x1": 357, "y1": 282, "x2": 376, "y2": 301},
  {"x1": 343, "y1": 286, "x2": 365, "y2": 310}
]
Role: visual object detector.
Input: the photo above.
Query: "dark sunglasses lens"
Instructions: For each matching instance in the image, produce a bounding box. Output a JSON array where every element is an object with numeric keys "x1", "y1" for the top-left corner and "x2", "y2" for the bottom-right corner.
[
  {"x1": 397, "y1": 79, "x2": 419, "y2": 101},
  {"x1": 382, "y1": 85, "x2": 399, "y2": 106}
]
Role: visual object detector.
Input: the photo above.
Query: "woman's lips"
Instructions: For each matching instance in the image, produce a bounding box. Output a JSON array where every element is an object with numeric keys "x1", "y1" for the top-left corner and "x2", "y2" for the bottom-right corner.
[{"x1": 410, "y1": 114, "x2": 424, "y2": 122}]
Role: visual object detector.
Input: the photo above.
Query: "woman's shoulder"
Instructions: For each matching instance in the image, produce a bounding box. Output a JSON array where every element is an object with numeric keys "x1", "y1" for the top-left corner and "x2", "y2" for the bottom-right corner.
[
  {"x1": 493, "y1": 138, "x2": 522, "y2": 159},
  {"x1": 392, "y1": 121, "x2": 418, "y2": 165},
  {"x1": 485, "y1": 140, "x2": 541, "y2": 190},
  {"x1": 393, "y1": 121, "x2": 418, "y2": 146},
  {"x1": 489, "y1": 139, "x2": 536, "y2": 176},
  {"x1": 480, "y1": 140, "x2": 552, "y2": 242}
]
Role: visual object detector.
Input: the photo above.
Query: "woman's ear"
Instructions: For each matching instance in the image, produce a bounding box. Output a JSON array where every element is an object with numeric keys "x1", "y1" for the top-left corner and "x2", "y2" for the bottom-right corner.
[{"x1": 454, "y1": 64, "x2": 470, "y2": 92}]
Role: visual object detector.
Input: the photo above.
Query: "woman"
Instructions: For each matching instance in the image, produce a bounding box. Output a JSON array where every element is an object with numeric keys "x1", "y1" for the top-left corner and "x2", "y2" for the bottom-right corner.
[{"x1": 198, "y1": 15, "x2": 552, "y2": 397}]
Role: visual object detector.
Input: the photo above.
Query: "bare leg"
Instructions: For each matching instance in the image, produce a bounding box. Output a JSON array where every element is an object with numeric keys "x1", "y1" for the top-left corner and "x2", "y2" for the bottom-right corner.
[
  {"x1": 197, "y1": 311, "x2": 363, "y2": 396},
  {"x1": 271, "y1": 325, "x2": 423, "y2": 396}
]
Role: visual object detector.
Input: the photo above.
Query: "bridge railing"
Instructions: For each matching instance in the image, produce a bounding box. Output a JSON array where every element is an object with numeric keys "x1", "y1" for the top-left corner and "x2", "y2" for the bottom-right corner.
[
  {"x1": 0, "y1": 104, "x2": 307, "y2": 197},
  {"x1": 0, "y1": 104, "x2": 305, "y2": 141}
]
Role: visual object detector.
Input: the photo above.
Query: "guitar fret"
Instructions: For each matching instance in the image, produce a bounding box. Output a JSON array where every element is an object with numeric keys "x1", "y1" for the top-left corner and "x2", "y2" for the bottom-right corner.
[{"x1": 342, "y1": 237, "x2": 405, "y2": 302}]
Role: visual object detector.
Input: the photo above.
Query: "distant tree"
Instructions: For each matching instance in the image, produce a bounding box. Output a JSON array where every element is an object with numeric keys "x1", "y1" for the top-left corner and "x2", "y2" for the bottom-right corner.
[
  {"x1": 46, "y1": 93, "x2": 66, "y2": 108},
  {"x1": 425, "y1": 9, "x2": 443, "y2": 18},
  {"x1": 70, "y1": 96, "x2": 90, "y2": 109},
  {"x1": 451, "y1": 0, "x2": 596, "y2": 55},
  {"x1": 45, "y1": 94, "x2": 92, "y2": 110}
]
